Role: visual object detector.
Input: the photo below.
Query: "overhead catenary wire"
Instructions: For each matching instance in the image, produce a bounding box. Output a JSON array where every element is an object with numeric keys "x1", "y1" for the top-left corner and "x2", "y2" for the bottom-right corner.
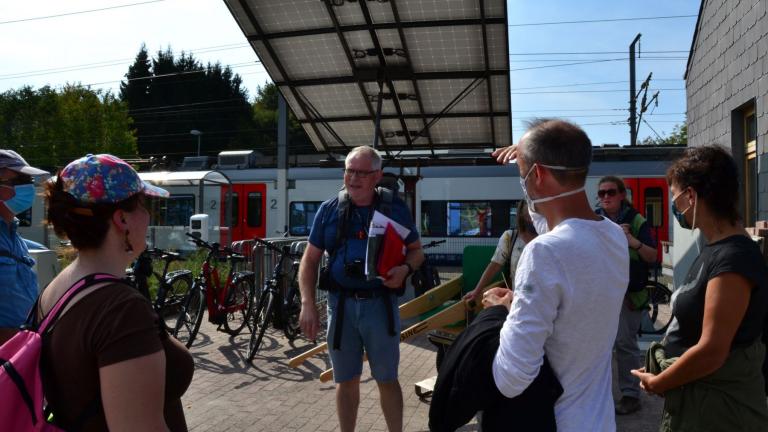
[
  {"x1": 0, "y1": 1, "x2": 167, "y2": 25},
  {"x1": 507, "y1": 14, "x2": 697, "y2": 27}
]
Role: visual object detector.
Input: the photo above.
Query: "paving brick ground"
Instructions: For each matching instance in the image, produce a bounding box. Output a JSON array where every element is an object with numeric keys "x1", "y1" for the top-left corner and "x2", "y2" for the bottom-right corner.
[{"x1": 181, "y1": 316, "x2": 664, "y2": 432}]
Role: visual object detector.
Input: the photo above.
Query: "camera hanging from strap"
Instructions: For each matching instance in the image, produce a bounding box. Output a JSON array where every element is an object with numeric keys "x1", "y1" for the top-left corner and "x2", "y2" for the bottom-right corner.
[{"x1": 331, "y1": 187, "x2": 397, "y2": 350}]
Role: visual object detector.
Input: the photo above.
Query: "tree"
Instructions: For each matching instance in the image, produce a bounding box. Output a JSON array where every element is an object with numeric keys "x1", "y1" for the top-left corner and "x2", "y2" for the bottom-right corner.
[
  {"x1": 119, "y1": 44, "x2": 152, "y2": 110},
  {"x1": 0, "y1": 85, "x2": 137, "y2": 170},
  {"x1": 640, "y1": 123, "x2": 687, "y2": 146},
  {"x1": 120, "y1": 46, "x2": 257, "y2": 162},
  {"x1": 251, "y1": 82, "x2": 312, "y2": 155}
]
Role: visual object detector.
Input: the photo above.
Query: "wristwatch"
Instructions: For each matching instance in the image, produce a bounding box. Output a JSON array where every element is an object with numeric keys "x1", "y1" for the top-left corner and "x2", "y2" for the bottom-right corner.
[{"x1": 403, "y1": 262, "x2": 415, "y2": 276}]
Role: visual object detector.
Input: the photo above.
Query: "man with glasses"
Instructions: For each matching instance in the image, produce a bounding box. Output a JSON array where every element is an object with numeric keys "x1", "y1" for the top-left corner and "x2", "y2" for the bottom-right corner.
[
  {"x1": 485, "y1": 119, "x2": 629, "y2": 431},
  {"x1": 298, "y1": 145, "x2": 424, "y2": 432},
  {"x1": 0, "y1": 150, "x2": 48, "y2": 344},
  {"x1": 595, "y1": 176, "x2": 657, "y2": 415}
]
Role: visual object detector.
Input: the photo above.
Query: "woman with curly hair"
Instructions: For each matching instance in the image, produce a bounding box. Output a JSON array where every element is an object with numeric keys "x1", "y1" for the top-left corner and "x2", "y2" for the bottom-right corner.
[{"x1": 632, "y1": 145, "x2": 768, "y2": 431}]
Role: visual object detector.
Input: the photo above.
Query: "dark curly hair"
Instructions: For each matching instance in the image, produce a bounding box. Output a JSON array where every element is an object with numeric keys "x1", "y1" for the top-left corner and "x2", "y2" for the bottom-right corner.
[
  {"x1": 45, "y1": 174, "x2": 142, "y2": 250},
  {"x1": 666, "y1": 145, "x2": 740, "y2": 225}
]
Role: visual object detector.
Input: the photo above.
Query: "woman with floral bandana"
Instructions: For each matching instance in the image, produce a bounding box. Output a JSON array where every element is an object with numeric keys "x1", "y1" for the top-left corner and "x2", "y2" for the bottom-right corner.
[{"x1": 38, "y1": 154, "x2": 194, "y2": 431}]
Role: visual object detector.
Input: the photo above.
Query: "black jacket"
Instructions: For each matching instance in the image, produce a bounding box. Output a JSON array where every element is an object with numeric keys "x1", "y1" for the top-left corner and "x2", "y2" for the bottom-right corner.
[{"x1": 429, "y1": 305, "x2": 563, "y2": 432}]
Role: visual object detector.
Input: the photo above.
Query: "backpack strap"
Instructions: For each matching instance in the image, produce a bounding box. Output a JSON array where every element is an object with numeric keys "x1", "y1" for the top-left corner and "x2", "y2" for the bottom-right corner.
[
  {"x1": 37, "y1": 273, "x2": 122, "y2": 334},
  {"x1": 0, "y1": 248, "x2": 34, "y2": 267},
  {"x1": 375, "y1": 186, "x2": 394, "y2": 217}
]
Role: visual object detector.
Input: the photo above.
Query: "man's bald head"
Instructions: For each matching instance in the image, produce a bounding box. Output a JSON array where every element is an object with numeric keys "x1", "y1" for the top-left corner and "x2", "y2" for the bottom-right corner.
[{"x1": 518, "y1": 118, "x2": 592, "y2": 186}]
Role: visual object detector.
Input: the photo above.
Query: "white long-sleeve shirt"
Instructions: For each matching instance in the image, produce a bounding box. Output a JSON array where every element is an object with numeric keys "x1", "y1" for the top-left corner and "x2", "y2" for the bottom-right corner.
[{"x1": 492, "y1": 217, "x2": 628, "y2": 432}]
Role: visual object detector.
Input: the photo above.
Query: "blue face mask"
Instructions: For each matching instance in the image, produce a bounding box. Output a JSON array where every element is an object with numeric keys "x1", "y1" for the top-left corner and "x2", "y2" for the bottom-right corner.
[
  {"x1": 671, "y1": 189, "x2": 693, "y2": 230},
  {"x1": 3, "y1": 183, "x2": 35, "y2": 215}
]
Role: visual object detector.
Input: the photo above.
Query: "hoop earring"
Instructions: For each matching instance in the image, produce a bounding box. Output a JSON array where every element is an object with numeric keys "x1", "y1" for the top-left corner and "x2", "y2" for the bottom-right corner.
[{"x1": 124, "y1": 230, "x2": 134, "y2": 253}]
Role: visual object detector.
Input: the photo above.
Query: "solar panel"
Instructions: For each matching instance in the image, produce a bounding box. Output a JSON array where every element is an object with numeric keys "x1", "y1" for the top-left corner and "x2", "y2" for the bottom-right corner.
[{"x1": 224, "y1": 0, "x2": 512, "y2": 157}]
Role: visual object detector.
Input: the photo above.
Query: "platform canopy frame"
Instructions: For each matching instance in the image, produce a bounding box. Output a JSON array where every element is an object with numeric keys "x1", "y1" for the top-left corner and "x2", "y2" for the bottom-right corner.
[{"x1": 224, "y1": 0, "x2": 512, "y2": 160}]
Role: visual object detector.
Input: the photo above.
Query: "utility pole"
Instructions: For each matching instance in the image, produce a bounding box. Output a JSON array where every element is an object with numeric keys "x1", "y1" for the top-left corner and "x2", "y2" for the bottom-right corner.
[{"x1": 629, "y1": 33, "x2": 641, "y2": 146}]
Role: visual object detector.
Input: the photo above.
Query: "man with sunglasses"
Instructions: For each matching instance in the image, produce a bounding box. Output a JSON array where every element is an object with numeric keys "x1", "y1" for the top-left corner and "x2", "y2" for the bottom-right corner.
[
  {"x1": 595, "y1": 176, "x2": 657, "y2": 415},
  {"x1": 299, "y1": 145, "x2": 424, "y2": 432},
  {"x1": 0, "y1": 149, "x2": 48, "y2": 344},
  {"x1": 485, "y1": 119, "x2": 629, "y2": 431}
]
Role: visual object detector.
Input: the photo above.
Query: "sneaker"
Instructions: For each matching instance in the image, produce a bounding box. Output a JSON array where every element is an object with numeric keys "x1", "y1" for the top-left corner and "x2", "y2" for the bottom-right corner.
[{"x1": 615, "y1": 396, "x2": 641, "y2": 415}]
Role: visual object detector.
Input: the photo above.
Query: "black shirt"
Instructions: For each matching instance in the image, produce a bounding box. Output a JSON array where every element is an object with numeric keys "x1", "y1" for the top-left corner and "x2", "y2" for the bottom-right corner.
[{"x1": 665, "y1": 235, "x2": 768, "y2": 357}]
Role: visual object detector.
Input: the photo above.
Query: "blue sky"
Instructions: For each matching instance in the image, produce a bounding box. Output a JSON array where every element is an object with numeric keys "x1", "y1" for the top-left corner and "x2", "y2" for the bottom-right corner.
[{"x1": 0, "y1": 0, "x2": 699, "y2": 146}]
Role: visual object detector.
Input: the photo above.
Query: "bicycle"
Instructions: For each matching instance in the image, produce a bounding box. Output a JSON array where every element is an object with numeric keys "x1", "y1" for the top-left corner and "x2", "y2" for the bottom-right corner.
[
  {"x1": 127, "y1": 248, "x2": 194, "y2": 337},
  {"x1": 247, "y1": 237, "x2": 305, "y2": 361},
  {"x1": 175, "y1": 233, "x2": 256, "y2": 348},
  {"x1": 638, "y1": 264, "x2": 674, "y2": 335}
]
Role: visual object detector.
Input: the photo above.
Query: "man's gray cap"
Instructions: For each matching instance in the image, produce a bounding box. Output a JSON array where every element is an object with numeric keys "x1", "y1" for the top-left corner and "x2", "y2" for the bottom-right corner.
[{"x1": 0, "y1": 149, "x2": 49, "y2": 176}]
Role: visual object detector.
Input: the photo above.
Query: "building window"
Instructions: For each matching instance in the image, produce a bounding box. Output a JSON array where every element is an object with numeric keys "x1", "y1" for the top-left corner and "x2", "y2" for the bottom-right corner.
[{"x1": 745, "y1": 107, "x2": 757, "y2": 226}]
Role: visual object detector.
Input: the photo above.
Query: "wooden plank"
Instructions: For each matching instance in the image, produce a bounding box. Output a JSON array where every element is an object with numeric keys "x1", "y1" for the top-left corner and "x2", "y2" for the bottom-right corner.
[
  {"x1": 287, "y1": 276, "x2": 463, "y2": 368},
  {"x1": 318, "y1": 300, "x2": 469, "y2": 382}
]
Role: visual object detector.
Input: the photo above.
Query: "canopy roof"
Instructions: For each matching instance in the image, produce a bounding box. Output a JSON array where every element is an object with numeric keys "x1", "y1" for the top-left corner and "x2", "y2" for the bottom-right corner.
[{"x1": 224, "y1": 0, "x2": 512, "y2": 158}]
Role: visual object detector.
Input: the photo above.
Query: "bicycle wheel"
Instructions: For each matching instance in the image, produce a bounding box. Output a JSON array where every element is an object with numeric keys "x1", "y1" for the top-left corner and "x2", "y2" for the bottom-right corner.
[
  {"x1": 158, "y1": 271, "x2": 193, "y2": 331},
  {"x1": 282, "y1": 284, "x2": 301, "y2": 341},
  {"x1": 222, "y1": 274, "x2": 255, "y2": 336},
  {"x1": 248, "y1": 290, "x2": 276, "y2": 361},
  {"x1": 639, "y1": 281, "x2": 673, "y2": 335},
  {"x1": 173, "y1": 284, "x2": 205, "y2": 348}
]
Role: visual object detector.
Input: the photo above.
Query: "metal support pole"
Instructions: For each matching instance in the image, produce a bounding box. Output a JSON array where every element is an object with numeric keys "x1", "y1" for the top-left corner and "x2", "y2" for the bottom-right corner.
[
  {"x1": 277, "y1": 92, "x2": 289, "y2": 234},
  {"x1": 371, "y1": 80, "x2": 384, "y2": 149},
  {"x1": 629, "y1": 33, "x2": 641, "y2": 146}
]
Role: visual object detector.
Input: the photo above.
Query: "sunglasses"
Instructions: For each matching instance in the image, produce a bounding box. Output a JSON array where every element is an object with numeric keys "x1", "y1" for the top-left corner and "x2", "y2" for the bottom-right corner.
[{"x1": 597, "y1": 188, "x2": 618, "y2": 198}]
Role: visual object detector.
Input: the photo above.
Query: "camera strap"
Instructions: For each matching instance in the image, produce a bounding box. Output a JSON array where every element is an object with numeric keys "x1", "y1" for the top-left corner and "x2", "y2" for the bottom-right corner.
[{"x1": 330, "y1": 187, "x2": 396, "y2": 350}]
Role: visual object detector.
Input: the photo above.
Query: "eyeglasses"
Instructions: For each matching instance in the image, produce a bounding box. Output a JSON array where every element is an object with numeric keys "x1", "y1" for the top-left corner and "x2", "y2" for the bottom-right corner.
[
  {"x1": 597, "y1": 188, "x2": 618, "y2": 198},
  {"x1": 343, "y1": 168, "x2": 378, "y2": 178}
]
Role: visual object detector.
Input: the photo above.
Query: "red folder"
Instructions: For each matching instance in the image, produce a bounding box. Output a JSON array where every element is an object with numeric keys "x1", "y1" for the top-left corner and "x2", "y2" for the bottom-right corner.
[{"x1": 377, "y1": 223, "x2": 406, "y2": 279}]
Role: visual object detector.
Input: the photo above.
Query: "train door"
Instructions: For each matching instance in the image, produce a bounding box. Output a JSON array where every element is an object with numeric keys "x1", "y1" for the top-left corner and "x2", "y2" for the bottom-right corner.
[
  {"x1": 624, "y1": 178, "x2": 669, "y2": 262},
  {"x1": 221, "y1": 183, "x2": 267, "y2": 243}
]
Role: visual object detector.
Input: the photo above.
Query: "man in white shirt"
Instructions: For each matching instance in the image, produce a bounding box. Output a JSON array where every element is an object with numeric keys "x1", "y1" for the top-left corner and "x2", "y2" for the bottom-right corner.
[{"x1": 485, "y1": 119, "x2": 628, "y2": 431}]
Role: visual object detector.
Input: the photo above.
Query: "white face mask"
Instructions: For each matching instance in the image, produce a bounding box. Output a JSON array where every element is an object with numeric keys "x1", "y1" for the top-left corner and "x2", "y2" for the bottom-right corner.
[{"x1": 519, "y1": 163, "x2": 587, "y2": 233}]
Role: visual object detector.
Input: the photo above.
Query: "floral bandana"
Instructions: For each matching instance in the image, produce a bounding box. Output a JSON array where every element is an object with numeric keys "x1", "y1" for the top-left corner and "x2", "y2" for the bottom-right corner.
[{"x1": 60, "y1": 154, "x2": 168, "y2": 203}]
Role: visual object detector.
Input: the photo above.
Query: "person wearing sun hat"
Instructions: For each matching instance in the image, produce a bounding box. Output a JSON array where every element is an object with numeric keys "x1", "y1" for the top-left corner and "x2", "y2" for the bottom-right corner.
[
  {"x1": 0, "y1": 149, "x2": 50, "y2": 344},
  {"x1": 37, "y1": 154, "x2": 192, "y2": 431}
]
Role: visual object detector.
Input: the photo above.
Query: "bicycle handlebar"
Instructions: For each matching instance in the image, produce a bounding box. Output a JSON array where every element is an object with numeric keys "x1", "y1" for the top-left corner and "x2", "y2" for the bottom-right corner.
[
  {"x1": 422, "y1": 239, "x2": 446, "y2": 249},
  {"x1": 185, "y1": 232, "x2": 243, "y2": 260},
  {"x1": 253, "y1": 237, "x2": 302, "y2": 259},
  {"x1": 144, "y1": 247, "x2": 185, "y2": 262}
]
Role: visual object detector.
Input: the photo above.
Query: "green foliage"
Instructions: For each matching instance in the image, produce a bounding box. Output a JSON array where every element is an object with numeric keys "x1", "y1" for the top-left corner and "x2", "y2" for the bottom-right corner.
[
  {"x1": 0, "y1": 85, "x2": 137, "y2": 170},
  {"x1": 251, "y1": 82, "x2": 313, "y2": 155},
  {"x1": 640, "y1": 123, "x2": 687, "y2": 146},
  {"x1": 120, "y1": 46, "x2": 257, "y2": 163}
]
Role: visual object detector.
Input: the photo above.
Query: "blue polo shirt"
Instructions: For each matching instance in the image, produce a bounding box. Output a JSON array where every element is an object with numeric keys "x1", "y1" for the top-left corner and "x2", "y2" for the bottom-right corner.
[
  {"x1": 0, "y1": 218, "x2": 38, "y2": 327},
  {"x1": 308, "y1": 194, "x2": 418, "y2": 291}
]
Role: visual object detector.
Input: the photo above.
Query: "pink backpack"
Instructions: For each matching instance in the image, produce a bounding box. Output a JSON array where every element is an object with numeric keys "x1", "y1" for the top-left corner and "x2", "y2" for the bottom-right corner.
[{"x1": 0, "y1": 273, "x2": 120, "y2": 431}]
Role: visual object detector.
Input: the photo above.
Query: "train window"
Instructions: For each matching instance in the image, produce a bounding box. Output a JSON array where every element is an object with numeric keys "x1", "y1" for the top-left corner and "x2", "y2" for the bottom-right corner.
[
  {"x1": 644, "y1": 187, "x2": 663, "y2": 227},
  {"x1": 289, "y1": 202, "x2": 322, "y2": 236},
  {"x1": 229, "y1": 193, "x2": 239, "y2": 228},
  {"x1": 150, "y1": 195, "x2": 195, "y2": 226},
  {"x1": 422, "y1": 200, "x2": 516, "y2": 237},
  {"x1": 247, "y1": 192, "x2": 262, "y2": 227}
]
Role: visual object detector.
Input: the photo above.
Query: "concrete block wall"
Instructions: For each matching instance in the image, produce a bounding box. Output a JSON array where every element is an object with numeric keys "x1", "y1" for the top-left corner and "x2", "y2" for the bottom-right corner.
[{"x1": 686, "y1": 0, "x2": 768, "y2": 219}]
